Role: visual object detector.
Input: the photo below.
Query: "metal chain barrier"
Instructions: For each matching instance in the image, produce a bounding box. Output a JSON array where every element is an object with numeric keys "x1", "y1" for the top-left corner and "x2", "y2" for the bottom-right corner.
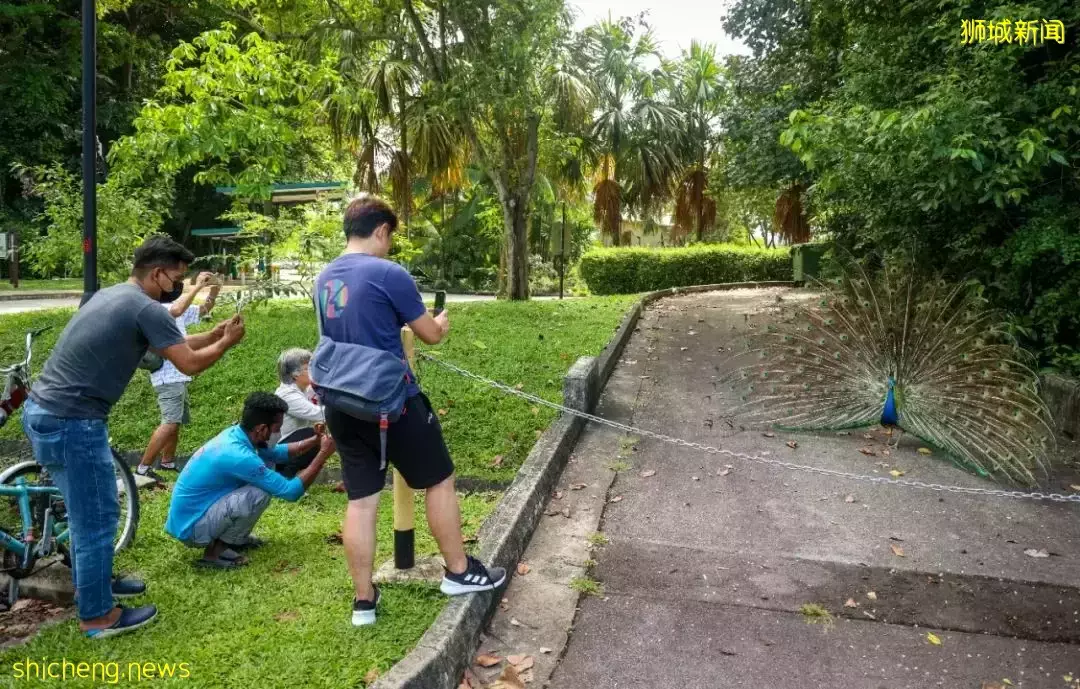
[{"x1": 419, "y1": 353, "x2": 1080, "y2": 505}]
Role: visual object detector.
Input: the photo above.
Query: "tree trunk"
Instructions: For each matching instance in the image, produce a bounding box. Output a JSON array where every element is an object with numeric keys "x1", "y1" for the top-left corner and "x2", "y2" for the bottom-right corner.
[
  {"x1": 398, "y1": 94, "x2": 410, "y2": 237},
  {"x1": 500, "y1": 189, "x2": 530, "y2": 301}
]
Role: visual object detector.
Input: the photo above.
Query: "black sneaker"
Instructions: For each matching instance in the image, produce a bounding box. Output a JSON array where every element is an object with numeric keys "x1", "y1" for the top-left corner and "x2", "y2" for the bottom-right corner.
[
  {"x1": 439, "y1": 556, "x2": 506, "y2": 596},
  {"x1": 351, "y1": 586, "x2": 380, "y2": 627}
]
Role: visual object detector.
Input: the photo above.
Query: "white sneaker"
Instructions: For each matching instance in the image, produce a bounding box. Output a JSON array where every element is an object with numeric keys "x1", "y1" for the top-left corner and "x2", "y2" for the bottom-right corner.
[{"x1": 351, "y1": 586, "x2": 380, "y2": 627}]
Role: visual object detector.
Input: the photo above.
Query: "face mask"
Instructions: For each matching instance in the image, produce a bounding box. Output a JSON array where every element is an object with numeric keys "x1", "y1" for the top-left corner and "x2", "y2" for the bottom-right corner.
[{"x1": 156, "y1": 273, "x2": 184, "y2": 304}]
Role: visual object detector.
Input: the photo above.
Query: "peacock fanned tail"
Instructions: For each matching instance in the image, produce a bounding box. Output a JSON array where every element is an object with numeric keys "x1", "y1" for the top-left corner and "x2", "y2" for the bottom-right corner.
[{"x1": 721, "y1": 260, "x2": 1055, "y2": 486}]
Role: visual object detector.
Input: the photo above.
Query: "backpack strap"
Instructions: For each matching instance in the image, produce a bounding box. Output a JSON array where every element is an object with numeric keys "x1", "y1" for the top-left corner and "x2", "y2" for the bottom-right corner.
[
  {"x1": 379, "y1": 412, "x2": 389, "y2": 470},
  {"x1": 313, "y1": 282, "x2": 324, "y2": 338}
]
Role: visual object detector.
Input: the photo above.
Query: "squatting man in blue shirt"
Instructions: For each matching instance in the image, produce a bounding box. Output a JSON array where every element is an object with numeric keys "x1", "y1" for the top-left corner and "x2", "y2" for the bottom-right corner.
[{"x1": 165, "y1": 392, "x2": 334, "y2": 568}]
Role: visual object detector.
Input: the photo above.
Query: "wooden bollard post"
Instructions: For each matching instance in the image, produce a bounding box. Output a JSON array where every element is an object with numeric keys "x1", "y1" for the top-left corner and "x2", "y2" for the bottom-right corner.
[{"x1": 393, "y1": 327, "x2": 417, "y2": 569}]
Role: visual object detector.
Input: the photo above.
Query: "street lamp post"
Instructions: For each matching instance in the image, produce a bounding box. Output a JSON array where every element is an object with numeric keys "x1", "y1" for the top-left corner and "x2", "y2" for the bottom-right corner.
[{"x1": 80, "y1": 0, "x2": 98, "y2": 306}]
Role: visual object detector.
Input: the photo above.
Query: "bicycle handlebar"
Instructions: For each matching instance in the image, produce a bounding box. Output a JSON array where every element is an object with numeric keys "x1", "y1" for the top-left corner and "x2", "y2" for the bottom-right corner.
[{"x1": 0, "y1": 326, "x2": 52, "y2": 374}]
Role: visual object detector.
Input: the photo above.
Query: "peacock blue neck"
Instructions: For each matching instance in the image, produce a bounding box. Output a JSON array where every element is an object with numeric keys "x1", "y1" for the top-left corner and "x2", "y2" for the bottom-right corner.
[{"x1": 880, "y1": 377, "x2": 899, "y2": 426}]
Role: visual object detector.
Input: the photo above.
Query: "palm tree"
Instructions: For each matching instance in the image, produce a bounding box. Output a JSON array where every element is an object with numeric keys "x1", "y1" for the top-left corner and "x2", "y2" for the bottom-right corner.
[
  {"x1": 672, "y1": 41, "x2": 724, "y2": 243},
  {"x1": 583, "y1": 17, "x2": 681, "y2": 247}
]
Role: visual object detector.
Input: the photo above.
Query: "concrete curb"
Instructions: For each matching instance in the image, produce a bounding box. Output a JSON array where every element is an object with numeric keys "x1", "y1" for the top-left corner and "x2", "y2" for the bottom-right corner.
[
  {"x1": 0, "y1": 291, "x2": 81, "y2": 302},
  {"x1": 373, "y1": 280, "x2": 792, "y2": 689}
]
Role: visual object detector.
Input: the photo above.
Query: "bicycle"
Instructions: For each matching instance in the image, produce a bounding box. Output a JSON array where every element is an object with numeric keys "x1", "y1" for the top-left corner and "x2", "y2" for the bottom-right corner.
[{"x1": 0, "y1": 327, "x2": 140, "y2": 604}]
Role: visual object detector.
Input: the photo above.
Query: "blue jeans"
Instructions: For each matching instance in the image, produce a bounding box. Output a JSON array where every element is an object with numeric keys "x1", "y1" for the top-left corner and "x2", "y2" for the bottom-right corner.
[{"x1": 22, "y1": 398, "x2": 119, "y2": 621}]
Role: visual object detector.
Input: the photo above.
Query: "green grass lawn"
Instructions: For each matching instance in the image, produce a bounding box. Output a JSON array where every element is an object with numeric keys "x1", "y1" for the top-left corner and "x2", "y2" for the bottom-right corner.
[
  {"x1": 2, "y1": 484, "x2": 499, "y2": 688},
  {"x1": 0, "y1": 278, "x2": 86, "y2": 292},
  {"x1": 0, "y1": 296, "x2": 635, "y2": 687},
  {"x1": 0, "y1": 296, "x2": 636, "y2": 482}
]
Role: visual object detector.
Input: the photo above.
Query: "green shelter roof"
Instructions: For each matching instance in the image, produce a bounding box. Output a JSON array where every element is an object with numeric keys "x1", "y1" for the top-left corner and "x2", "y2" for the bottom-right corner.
[{"x1": 191, "y1": 227, "x2": 242, "y2": 238}]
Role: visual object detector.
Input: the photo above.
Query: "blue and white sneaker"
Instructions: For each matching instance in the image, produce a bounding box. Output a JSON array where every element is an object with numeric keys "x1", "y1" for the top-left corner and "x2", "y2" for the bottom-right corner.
[
  {"x1": 439, "y1": 556, "x2": 507, "y2": 596},
  {"x1": 84, "y1": 605, "x2": 158, "y2": 640},
  {"x1": 351, "y1": 586, "x2": 381, "y2": 627}
]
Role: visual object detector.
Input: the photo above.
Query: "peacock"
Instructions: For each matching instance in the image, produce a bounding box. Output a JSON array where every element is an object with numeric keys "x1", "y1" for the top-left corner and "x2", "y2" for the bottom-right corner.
[{"x1": 722, "y1": 257, "x2": 1056, "y2": 486}]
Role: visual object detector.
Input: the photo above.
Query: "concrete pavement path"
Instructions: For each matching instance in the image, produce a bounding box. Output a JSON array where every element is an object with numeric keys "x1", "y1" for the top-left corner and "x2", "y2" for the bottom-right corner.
[{"x1": 488, "y1": 288, "x2": 1080, "y2": 689}]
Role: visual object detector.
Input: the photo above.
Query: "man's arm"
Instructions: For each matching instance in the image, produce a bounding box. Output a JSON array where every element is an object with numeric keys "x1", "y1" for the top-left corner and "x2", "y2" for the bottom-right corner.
[
  {"x1": 198, "y1": 283, "x2": 221, "y2": 318},
  {"x1": 167, "y1": 272, "x2": 213, "y2": 318},
  {"x1": 408, "y1": 310, "x2": 449, "y2": 345},
  {"x1": 292, "y1": 434, "x2": 335, "y2": 490},
  {"x1": 160, "y1": 316, "x2": 244, "y2": 376}
]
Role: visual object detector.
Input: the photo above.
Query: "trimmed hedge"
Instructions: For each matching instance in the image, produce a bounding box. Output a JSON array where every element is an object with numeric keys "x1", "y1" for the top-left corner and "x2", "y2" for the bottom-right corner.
[{"x1": 579, "y1": 244, "x2": 792, "y2": 295}]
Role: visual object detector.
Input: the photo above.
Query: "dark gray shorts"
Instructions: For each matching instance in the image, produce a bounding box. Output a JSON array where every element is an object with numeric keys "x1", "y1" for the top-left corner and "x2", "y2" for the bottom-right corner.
[{"x1": 155, "y1": 383, "x2": 190, "y2": 425}]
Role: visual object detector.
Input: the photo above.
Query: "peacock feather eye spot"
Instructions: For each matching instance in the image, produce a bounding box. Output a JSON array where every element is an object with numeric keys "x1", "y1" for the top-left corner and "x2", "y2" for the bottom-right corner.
[
  {"x1": 839, "y1": 334, "x2": 849, "y2": 342},
  {"x1": 825, "y1": 318, "x2": 835, "y2": 326},
  {"x1": 818, "y1": 338, "x2": 826, "y2": 346},
  {"x1": 833, "y1": 351, "x2": 842, "y2": 360}
]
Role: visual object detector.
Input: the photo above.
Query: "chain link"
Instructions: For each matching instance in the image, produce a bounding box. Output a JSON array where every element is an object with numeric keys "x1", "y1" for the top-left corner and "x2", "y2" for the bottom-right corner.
[{"x1": 419, "y1": 353, "x2": 1080, "y2": 505}]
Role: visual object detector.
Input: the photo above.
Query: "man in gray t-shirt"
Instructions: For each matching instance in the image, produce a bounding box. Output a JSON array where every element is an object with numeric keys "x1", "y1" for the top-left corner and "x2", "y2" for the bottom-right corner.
[{"x1": 22, "y1": 235, "x2": 246, "y2": 640}]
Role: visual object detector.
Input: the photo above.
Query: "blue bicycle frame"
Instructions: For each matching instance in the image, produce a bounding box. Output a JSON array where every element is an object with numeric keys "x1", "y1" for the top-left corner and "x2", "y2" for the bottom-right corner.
[{"x1": 0, "y1": 475, "x2": 68, "y2": 572}]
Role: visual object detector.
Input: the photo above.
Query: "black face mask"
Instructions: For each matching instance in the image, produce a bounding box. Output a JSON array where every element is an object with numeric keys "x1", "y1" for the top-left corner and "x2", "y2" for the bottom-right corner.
[{"x1": 156, "y1": 275, "x2": 184, "y2": 304}]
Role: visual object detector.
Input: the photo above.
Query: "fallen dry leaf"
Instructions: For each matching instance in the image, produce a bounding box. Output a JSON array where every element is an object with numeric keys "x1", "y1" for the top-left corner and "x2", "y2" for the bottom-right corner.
[
  {"x1": 516, "y1": 562, "x2": 531, "y2": 576},
  {"x1": 858, "y1": 447, "x2": 876, "y2": 456},
  {"x1": 488, "y1": 666, "x2": 526, "y2": 689},
  {"x1": 570, "y1": 483, "x2": 587, "y2": 490},
  {"x1": 438, "y1": 409, "x2": 448, "y2": 416},
  {"x1": 890, "y1": 544, "x2": 906, "y2": 557},
  {"x1": 786, "y1": 440, "x2": 798, "y2": 449},
  {"x1": 981, "y1": 683, "x2": 1008, "y2": 689},
  {"x1": 539, "y1": 647, "x2": 552, "y2": 654},
  {"x1": 274, "y1": 610, "x2": 300, "y2": 622},
  {"x1": 844, "y1": 495, "x2": 856, "y2": 504},
  {"x1": 1023, "y1": 548, "x2": 1050, "y2": 558},
  {"x1": 507, "y1": 655, "x2": 534, "y2": 673},
  {"x1": 926, "y1": 632, "x2": 942, "y2": 646},
  {"x1": 692, "y1": 475, "x2": 700, "y2": 481},
  {"x1": 609, "y1": 495, "x2": 623, "y2": 503},
  {"x1": 491, "y1": 455, "x2": 504, "y2": 468},
  {"x1": 1070, "y1": 484, "x2": 1080, "y2": 492},
  {"x1": 475, "y1": 654, "x2": 502, "y2": 668},
  {"x1": 514, "y1": 383, "x2": 524, "y2": 390},
  {"x1": 364, "y1": 668, "x2": 380, "y2": 685},
  {"x1": 862, "y1": 610, "x2": 877, "y2": 620},
  {"x1": 561, "y1": 507, "x2": 571, "y2": 518},
  {"x1": 680, "y1": 347, "x2": 689, "y2": 351},
  {"x1": 11, "y1": 599, "x2": 32, "y2": 612},
  {"x1": 719, "y1": 467, "x2": 732, "y2": 477},
  {"x1": 917, "y1": 447, "x2": 933, "y2": 455},
  {"x1": 889, "y1": 469, "x2": 905, "y2": 478},
  {"x1": 763, "y1": 432, "x2": 776, "y2": 438},
  {"x1": 640, "y1": 469, "x2": 657, "y2": 478},
  {"x1": 866, "y1": 591, "x2": 878, "y2": 601},
  {"x1": 510, "y1": 618, "x2": 522, "y2": 627},
  {"x1": 844, "y1": 598, "x2": 859, "y2": 608},
  {"x1": 881, "y1": 449, "x2": 891, "y2": 457}
]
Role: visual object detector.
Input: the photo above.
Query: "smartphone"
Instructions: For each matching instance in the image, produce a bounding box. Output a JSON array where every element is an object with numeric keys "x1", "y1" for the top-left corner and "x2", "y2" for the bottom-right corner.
[{"x1": 433, "y1": 290, "x2": 447, "y2": 316}]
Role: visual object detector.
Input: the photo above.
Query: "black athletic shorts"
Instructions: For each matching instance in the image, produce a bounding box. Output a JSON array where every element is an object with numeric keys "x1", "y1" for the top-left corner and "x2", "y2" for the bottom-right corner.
[{"x1": 324, "y1": 392, "x2": 455, "y2": 500}]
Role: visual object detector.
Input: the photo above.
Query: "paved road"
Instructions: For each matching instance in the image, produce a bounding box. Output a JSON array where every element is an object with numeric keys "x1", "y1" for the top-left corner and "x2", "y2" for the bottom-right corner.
[
  {"x1": 0, "y1": 291, "x2": 573, "y2": 316},
  {"x1": 532, "y1": 287, "x2": 1080, "y2": 689}
]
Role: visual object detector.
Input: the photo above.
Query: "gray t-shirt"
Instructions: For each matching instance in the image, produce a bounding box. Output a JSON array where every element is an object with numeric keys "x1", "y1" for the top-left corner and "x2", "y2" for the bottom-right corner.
[{"x1": 31, "y1": 283, "x2": 186, "y2": 419}]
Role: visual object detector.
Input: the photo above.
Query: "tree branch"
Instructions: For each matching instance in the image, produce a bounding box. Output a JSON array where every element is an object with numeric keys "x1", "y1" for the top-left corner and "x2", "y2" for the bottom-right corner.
[{"x1": 403, "y1": 0, "x2": 444, "y2": 81}]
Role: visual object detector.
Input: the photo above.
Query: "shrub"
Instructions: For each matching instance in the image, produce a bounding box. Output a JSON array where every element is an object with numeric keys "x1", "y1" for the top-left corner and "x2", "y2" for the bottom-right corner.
[{"x1": 579, "y1": 244, "x2": 791, "y2": 295}]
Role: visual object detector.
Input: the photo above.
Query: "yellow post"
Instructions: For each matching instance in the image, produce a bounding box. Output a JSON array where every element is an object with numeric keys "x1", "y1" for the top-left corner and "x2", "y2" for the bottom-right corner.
[{"x1": 393, "y1": 327, "x2": 417, "y2": 569}]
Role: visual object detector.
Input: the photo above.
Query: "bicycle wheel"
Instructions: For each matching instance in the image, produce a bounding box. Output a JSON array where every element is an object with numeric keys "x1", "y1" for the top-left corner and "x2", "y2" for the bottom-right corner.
[{"x1": 111, "y1": 449, "x2": 139, "y2": 552}]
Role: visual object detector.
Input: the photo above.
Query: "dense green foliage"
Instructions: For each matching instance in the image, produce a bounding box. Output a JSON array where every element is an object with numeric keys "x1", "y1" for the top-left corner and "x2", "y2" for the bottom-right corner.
[
  {"x1": 723, "y1": 0, "x2": 1080, "y2": 372},
  {"x1": 579, "y1": 244, "x2": 791, "y2": 294}
]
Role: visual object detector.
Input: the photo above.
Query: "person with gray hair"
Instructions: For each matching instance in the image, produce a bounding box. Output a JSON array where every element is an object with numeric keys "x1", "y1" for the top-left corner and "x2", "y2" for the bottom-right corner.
[{"x1": 272, "y1": 347, "x2": 333, "y2": 478}]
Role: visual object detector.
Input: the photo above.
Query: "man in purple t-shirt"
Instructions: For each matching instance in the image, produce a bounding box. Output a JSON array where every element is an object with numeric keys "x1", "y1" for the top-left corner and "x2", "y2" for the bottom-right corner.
[{"x1": 316, "y1": 195, "x2": 506, "y2": 627}]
